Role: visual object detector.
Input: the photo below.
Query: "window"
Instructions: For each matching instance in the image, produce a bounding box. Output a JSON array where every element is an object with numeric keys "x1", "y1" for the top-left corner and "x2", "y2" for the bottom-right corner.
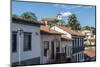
[
  {"x1": 79, "y1": 38, "x2": 81, "y2": 51},
  {"x1": 12, "y1": 31, "x2": 17, "y2": 52},
  {"x1": 80, "y1": 53, "x2": 82, "y2": 60},
  {"x1": 82, "y1": 38, "x2": 84, "y2": 50},
  {"x1": 75, "y1": 37, "x2": 77, "y2": 53},
  {"x1": 78, "y1": 54, "x2": 80, "y2": 62},
  {"x1": 23, "y1": 32, "x2": 32, "y2": 51},
  {"x1": 72, "y1": 38, "x2": 75, "y2": 53},
  {"x1": 82, "y1": 53, "x2": 84, "y2": 59},
  {"x1": 77, "y1": 37, "x2": 79, "y2": 52},
  {"x1": 80, "y1": 38, "x2": 82, "y2": 47},
  {"x1": 51, "y1": 41, "x2": 55, "y2": 59},
  {"x1": 65, "y1": 47, "x2": 66, "y2": 55},
  {"x1": 75, "y1": 55, "x2": 77, "y2": 62},
  {"x1": 44, "y1": 41, "x2": 49, "y2": 56},
  {"x1": 67, "y1": 47, "x2": 69, "y2": 56},
  {"x1": 56, "y1": 41, "x2": 60, "y2": 53}
]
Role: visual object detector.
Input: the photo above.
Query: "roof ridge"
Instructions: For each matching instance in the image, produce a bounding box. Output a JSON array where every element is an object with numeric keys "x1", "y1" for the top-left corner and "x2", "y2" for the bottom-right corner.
[
  {"x1": 56, "y1": 25, "x2": 83, "y2": 36},
  {"x1": 40, "y1": 25, "x2": 63, "y2": 35}
]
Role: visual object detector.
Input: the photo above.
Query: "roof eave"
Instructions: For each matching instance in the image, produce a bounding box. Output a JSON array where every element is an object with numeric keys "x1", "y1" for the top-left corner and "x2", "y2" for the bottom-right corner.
[{"x1": 12, "y1": 16, "x2": 44, "y2": 26}]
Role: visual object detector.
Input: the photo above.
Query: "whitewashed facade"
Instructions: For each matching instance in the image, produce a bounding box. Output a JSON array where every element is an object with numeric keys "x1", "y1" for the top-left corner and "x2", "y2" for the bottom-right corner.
[
  {"x1": 41, "y1": 34, "x2": 61, "y2": 64},
  {"x1": 51, "y1": 26, "x2": 73, "y2": 61},
  {"x1": 61, "y1": 40, "x2": 72, "y2": 58},
  {"x1": 11, "y1": 17, "x2": 42, "y2": 65},
  {"x1": 51, "y1": 26, "x2": 85, "y2": 62}
]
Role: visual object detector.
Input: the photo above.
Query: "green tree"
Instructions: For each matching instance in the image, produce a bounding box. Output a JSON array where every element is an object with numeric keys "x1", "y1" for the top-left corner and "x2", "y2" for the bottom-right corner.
[
  {"x1": 85, "y1": 26, "x2": 91, "y2": 30},
  {"x1": 20, "y1": 12, "x2": 37, "y2": 21},
  {"x1": 58, "y1": 20, "x2": 67, "y2": 25},
  {"x1": 47, "y1": 21, "x2": 58, "y2": 26},
  {"x1": 67, "y1": 14, "x2": 81, "y2": 31},
  {"x1": 47, "y1": 20, "x2": 66, "y2": 26}
]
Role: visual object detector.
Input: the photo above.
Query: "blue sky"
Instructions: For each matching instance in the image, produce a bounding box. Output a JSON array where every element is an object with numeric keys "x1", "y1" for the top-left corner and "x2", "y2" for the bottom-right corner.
[{"x1": 12, "y1": 1, "x2": 96, "y2": 27}]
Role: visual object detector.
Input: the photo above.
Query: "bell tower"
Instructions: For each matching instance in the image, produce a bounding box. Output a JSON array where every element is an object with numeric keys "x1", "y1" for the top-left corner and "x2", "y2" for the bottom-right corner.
[{"x1": 57, "y1": 13, "x2": 62, "y2": 20}]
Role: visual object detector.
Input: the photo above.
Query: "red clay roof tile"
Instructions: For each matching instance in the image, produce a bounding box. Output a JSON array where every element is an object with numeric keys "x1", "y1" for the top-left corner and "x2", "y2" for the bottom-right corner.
[
  {"x1": 40, "y1": 26, "x2": 63, "y2": 35},
  {"x1": 57, "y1": 26, "x2": 83, "y2": 36}
]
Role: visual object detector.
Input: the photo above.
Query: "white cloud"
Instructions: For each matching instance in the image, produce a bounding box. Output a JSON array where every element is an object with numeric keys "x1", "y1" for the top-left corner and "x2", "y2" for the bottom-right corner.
[
  {"x1": 54, "y1": 4, "x2": 93, "y2": 10},
  {"x1": 54, "y1": 4, "x2": 82, "y2": 10},
  {"x1": 60, "y1": 12, "x2": 72, "y2": 17}
]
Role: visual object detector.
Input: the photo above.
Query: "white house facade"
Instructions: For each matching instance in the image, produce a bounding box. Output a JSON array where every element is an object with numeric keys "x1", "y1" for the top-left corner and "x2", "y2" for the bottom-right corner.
[
  {"x1": 41, "y1": 34, "x2": 61, "y2": 64},
  {"x1": 51, "y1": 26, "x2": 73, "y2": 62},
  {"x1": 11, "y1": 16, "x2": 42, "y2": 66},
  {"x1": 61, "y1": 35, "x2": 72, "y2": 62},
  {"x1": 40, "y1": 18, "x2": 73, "y2": 63},
  {"x1": 40, "y1": 26, "x2": 62, "y2": 64},
  {"x1": 51, "y1": 26, "x2": 85, "y2": 62},
  {"x1": 81, "y1": 30, "x2": 95, "y2": 50}
]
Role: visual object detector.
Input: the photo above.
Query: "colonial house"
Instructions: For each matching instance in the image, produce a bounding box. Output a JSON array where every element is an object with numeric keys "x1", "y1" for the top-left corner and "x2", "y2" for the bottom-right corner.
[
  {"x1": 60, "y1": 35, "x2": 73, "y2": 63},
  {"x1": 81, "y1": 30, "x2": 96, "y2": 61},
  {"x1": 11, "y1": 16, "x2": 43, "y2": 66},
  {"x1": 40, "y1": 26, "x2": 63, "y2": 64},
  {"x1": 81, "y1": 30, "x2": 95, "y2": 46},
  {"x1": 40, "y1": 15, "x2": 72, "y2": 62},
  {"x1": 81, "y1": 30, "x2": 96, "y2": 51},
  {"x1": 51, "y1": 26, "x2": 85, "y2": 62}
]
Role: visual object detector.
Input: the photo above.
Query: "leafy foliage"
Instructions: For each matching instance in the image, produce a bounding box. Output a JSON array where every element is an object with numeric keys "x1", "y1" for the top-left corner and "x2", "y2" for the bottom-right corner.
[
  {"x1": 67, "y1": 14, "x2": 81, "y2": 31},
  {"x1": 20, "y1": 12, "x2": 37, "y2": 21},
  {"x1": 47, "y1": 20, "x2": 66, "y2": 26}
]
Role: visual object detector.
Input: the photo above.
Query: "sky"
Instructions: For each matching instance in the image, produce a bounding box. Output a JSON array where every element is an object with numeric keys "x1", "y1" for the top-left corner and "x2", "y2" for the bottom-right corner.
[{"x1": 12, "y1": 1, "x2": 96, "y2": 27}]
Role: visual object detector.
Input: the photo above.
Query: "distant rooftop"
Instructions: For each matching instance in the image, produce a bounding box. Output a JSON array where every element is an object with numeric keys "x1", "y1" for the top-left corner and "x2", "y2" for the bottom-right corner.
[
  {"x1": 40, "y1": 18, "x2": 59, "y2": 23},
  {"x1": 84, "y1": 48, "x2": 96, "y2": 58}
]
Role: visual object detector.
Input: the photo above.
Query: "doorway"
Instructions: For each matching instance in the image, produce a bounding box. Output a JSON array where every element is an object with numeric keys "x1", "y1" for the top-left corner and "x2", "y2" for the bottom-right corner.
[{"x1": 51, "y1": 41, "x2": 55, "y2": 59}]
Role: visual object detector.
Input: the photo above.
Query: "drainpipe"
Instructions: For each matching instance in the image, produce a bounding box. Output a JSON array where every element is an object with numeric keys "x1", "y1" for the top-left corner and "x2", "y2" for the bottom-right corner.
[{"x1": 17, "y1": 28, "x2": 23, "y2": 66}]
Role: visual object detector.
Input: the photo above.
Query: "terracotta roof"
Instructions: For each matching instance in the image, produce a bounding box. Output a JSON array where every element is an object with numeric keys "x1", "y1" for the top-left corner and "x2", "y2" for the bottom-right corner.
[
  {"x1": 40, "y1": 18, "x2": 59, "y2": 22},
  {"x1": 84, "y1": 48, "x2": 96, "y2": 58},
  {"x1": 12, "y1": 16, "x2": 44, "y2": 26},
  {"x1": 57, "y1": 26, "x2": 83, "y2": 36},
  {"x1": 40, "y1": 26, "x2": 63, "y2": 35},
  {"x1": 61, "y1": 35, "x2": 72, "y2": 40}
]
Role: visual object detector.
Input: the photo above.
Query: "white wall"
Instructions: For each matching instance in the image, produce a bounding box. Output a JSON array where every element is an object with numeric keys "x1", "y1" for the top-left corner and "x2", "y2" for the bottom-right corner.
[
  {"x1": 11, "y1": 23, "x2": 41, "y2": 63},
  {"x1": 51, "y1": 26, "x2": 72, "y2": 38},
  {"x1": 61, "y1": 40, "x2": 72, "y2": 57},
  {"x1": 41, "y1": 35, "x2": 61, "y2": 64}
]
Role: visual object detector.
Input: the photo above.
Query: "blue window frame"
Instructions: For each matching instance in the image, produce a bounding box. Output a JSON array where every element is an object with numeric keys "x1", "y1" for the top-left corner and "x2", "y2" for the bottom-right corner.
[
  {"x1": 12, "y1": 31, "x2": 17, "y2": 52},
  {"x1": 23, "y1": 32, "x2": 32, "y2": 51}
]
